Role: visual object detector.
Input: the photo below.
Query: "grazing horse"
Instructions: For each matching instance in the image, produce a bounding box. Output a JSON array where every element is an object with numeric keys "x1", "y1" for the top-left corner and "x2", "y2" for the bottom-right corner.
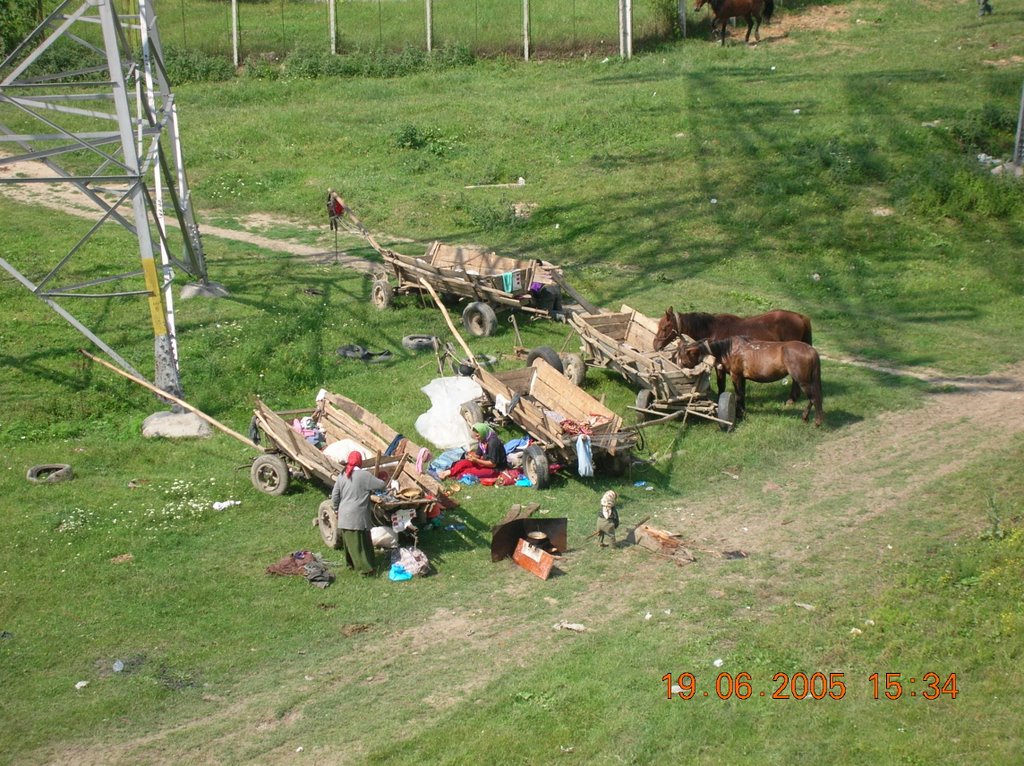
[
  {"x1": 653, "y1": 307, "x2": 813, "y2": 399},
  {"x1": 695, "y1": 0, "x2": 774, "y2": 45},
  {"x1": 678, "y1": 337, "x2": 824, "y2": 426}
]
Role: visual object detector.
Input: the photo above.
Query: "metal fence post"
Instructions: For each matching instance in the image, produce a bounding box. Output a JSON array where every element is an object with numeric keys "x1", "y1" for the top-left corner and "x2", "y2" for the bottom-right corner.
[
  {"x1": 1014, "y1": 80, "x2": 1024, "y2": 167},
  {"x1": 523, "y1": 0, "x2": 530, "y2": 61},
  {"x1": 426, "y1": 0, "x2": 434, "y2": 52}
]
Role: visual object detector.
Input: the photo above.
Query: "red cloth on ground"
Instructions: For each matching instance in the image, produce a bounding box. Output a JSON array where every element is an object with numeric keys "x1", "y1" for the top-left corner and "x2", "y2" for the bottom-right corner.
[{"x1": 447, "y1": 459, "x2": 500, "y2": 480}]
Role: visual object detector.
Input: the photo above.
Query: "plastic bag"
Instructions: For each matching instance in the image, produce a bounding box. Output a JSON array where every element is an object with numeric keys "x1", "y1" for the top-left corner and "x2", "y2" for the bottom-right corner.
[{"x1": 415, "y1": 376, "x2": 483, "y2": 449}]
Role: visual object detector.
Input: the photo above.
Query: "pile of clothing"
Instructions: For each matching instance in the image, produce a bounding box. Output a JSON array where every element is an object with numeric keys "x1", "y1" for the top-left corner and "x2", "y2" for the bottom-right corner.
[
  {"x1": 265, "y1": 550, "x2": 335, "y2": 588},
  {"x1": 291, "y1": 416, "x2": 325, "y2": 448}
]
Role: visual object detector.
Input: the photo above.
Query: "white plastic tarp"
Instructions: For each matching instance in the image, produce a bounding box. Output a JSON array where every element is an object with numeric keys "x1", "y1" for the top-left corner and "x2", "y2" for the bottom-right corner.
[{"x1": 415, "y1": 376, "x2": 483, "y2": 449}]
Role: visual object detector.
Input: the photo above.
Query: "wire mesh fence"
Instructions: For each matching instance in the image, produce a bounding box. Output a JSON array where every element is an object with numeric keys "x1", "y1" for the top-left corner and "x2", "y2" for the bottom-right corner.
[{"x1": 148, "y1": 0, "x2": 676, "y2": 62}]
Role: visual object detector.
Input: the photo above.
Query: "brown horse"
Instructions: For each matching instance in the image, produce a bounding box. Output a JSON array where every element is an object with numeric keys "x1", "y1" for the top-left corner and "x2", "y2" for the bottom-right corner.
[
  {"x1": 653, "y1": 307, "x2": 813, "y2": 399},
  {"x1": 695, "y1": 0, "x2": 775, "y2": 45},
  {"x1": 678, "y1": 337, "x2": 823, "y2": 426}
]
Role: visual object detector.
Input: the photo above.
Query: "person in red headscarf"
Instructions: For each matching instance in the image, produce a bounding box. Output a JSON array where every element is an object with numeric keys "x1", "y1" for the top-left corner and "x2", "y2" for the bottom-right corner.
[{"x1": 330, "y1": 451, "x2": 386, "y2": 575}]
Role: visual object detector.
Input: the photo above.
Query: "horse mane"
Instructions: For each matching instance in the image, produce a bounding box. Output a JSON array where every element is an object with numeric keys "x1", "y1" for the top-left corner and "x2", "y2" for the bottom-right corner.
[
  {"x1": 705, "y1": 336, "x2": 735, "y2": 360},
  {"x1": 679, "y1": 311, "x2": 715, "y2": 340}
]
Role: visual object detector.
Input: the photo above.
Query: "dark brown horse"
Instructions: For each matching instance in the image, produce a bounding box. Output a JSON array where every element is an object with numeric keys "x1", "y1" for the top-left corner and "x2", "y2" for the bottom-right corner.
[
  {"x1": 678, "y1": 337, "x2": 823, "y2": 426},
  {"x1": 653, "y1": 307, "x2": 813, "y2": 399},
  {"x1": 695, "y1": 0, "x2": 775, "y2": 45}
]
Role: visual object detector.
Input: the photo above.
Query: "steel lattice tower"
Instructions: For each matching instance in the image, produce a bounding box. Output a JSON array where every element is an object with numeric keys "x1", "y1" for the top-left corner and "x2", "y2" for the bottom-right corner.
[{"x1": 0, "y1": 0, "x2": 210, "y2": 399}]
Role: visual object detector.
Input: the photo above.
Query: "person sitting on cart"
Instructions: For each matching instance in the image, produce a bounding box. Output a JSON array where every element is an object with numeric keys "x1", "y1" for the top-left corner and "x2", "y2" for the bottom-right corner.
[
  {"x1": 438, "y1": 423, "x2": 508, "y2": 481},
  {"x1": 331, "y1": 451, "x2": 386, "y2": 576}
]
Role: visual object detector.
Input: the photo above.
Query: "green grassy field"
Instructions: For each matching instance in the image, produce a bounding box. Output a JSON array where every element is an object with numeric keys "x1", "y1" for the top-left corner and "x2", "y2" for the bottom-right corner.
[{"x1": 2, "y1": 0, "x2": 1023, "y2": 762}]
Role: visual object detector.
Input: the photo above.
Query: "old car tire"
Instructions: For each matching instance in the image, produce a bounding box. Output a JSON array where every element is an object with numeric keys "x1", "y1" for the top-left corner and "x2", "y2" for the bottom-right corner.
[
  {"x1": 462, "y1": 302, "x2": 498, "y2": 337},
  {"x1": 523, "y1": 445, "x2": 550, "y2": 489},
  {"x1": 401, "y1": 334, "x2": 438, "y2": 351},
  {"x1": 26, "y1": 463, "x2": 73, "y2": 484},
  {"x1": 718, "y1": 391, "x2": 737, "y2": 431},
  {"x1": 635, "y1": 388, "x2": 655, "y2": 423},
  {"x1": 370, "y1": 279, "x2": 393, "y2": 310},
  {"x1": 250, "y1": 453, "x2": 290, "y2": 495},
  {"x1": 318, "y1": 500, "x2": 342, "y2": 549},
  {"x1": 560, "y1": 353, "x2": 586, "y2": 386},
  {"x1": 525, "y1": 346, "x2": 563, "y2": 374},
  {"x1": 460, "y1": 400, "x2": 485, "y2": 427}
]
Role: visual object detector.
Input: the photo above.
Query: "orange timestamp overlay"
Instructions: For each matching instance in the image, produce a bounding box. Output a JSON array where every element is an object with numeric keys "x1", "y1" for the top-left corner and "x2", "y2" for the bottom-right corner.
[{"x1": 663, "y1": 672, "x2": 959, "y2": 701}]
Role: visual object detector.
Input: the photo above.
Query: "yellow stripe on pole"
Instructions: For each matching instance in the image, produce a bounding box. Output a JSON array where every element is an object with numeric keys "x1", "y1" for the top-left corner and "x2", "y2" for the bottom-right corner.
[{"x1": 140, "y1": 254, "x2": 168, "y2": 336}]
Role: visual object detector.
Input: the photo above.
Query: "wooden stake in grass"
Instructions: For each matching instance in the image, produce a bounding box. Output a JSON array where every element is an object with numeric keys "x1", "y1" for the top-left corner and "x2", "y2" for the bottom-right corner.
[{"x1": 78, "y1": 349, "x2": 261, "y2": 450}]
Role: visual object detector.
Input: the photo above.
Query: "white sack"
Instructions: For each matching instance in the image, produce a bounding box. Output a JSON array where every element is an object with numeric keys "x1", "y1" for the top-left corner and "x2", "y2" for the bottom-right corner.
[
  {"x1": 371, "y1": 526, "x2": 399, "y2": 549},
  {"x1": 415, "y1": 376, "x2": 483, "y2": 449},
  {"x1": 323, "y1": 438, "x2": 371, "y2": 463}
]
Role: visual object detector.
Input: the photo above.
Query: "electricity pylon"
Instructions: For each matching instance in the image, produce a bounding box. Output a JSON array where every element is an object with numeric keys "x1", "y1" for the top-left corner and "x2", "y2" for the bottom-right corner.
[{"x1": 0, "y1": 0, "x2": 210, "y2": 399}]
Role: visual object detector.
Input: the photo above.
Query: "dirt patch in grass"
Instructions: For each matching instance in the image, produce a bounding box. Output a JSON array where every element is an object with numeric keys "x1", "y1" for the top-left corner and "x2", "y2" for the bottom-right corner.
[{"x1": 983, "y1": 54, "x2": 1024, "y2": 67}]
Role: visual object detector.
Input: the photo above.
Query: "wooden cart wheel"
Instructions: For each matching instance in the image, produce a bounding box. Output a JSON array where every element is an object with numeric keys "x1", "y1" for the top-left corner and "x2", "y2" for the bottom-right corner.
[
  {"x1": 250, "y1": 453, "x2": 290, "y2": 495},
  {"x1": 370, "y1": 279, "x2": 394, "y2": 310},
  {"x1": 523, "y1": 445, "x2": 550, "y2": 489},
  {"x1": 525, "y1": 346, "x2": 563, "y2": 373},
  {"x1": 462, "y1": 302, "x2": 498, "y2": 336},
  {"x1": 717, "y1": 391, "x2": 737, "y2": 431},
  {"x1": 635, "y1": 389, "x2": 655, "y2": 423},
  {"x1": 318, "y1": 500, "x2": 342, "y2": 549},
  {"x1": 560, "y1": 353, "x2": 586, "y2": 386},
  {"x1": 460, "y1": 400, "x2": 485, "y2": 427}
]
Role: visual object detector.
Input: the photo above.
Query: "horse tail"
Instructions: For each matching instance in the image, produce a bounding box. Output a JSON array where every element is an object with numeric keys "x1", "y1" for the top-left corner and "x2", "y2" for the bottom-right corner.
[
  {"x1": 764, "y1": 0, "x2": 774, "y2": 22},
  {"x1": 802, "y1": 317, "x2": 813, "y2": 346}
]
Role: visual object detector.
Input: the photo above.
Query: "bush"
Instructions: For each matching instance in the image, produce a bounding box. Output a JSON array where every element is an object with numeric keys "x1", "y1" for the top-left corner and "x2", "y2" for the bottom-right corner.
[
  {"x1": 949, "y1": 102, "x2": 1018, "y2": 156},
  {"x1": 451, "y1": 193, "x2": 519, "y2": 231},
  {"x1": 242, "y1": 52, "x2": 281, "y2": 80},
  {"x1": 394, "y1": 124, "x2": 462, "y2": 157},
  {"x1": 895, "y1": 160, "x2": 1024, "y2": 221},
  {"x1": 164, "y1": 46, "x2": 235, "y2": 83},
  {"x1": 281, "y1": 47, "x2": 326, "y2": 79},
  {"x1": 0, "y1": 0, "x2": 36, "y2": 58}
]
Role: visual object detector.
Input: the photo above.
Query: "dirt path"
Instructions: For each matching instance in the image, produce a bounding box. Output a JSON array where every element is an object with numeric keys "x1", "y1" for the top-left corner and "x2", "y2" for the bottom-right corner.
[{"x1": 0, "y1": 156, "x2": 382, "y2": 274}]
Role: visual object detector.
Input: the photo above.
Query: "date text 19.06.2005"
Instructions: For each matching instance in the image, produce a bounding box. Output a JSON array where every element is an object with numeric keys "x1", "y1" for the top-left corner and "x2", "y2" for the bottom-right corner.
[{"x1": 662, "y1": 672, "x2": 958, "y2": 701}]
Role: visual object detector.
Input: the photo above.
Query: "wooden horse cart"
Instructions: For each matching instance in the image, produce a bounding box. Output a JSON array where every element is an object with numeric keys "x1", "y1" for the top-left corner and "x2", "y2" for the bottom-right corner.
[
  {"x1": 249, "y1": 392, "x2": 453, "y2": 547},
  {"x1": 569, "y1": 306, "x2": 736, "y2": 430},
  {"x1": 461, "y1": 358, "x2": 639, "y2": 489},
  {"x1": 369, "y1": 241, "x2": 567, "y2": 336}
]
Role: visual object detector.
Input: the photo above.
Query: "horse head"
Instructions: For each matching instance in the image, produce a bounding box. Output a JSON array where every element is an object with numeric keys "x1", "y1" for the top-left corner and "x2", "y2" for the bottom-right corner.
[
  {"x1": 676, "y1": 341, "x2": 703, "y2": 368},
  {"x1": 653, "y1": 308, "x2": 678, "y2": 351},
  {"x1": 693, "y1": 0, "x2": 710, "y2": 10}
]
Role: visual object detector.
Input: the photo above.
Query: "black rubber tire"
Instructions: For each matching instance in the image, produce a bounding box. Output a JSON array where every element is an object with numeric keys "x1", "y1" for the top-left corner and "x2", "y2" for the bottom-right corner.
[
  {"x1": 370, "y1": 279, "x2": 393, "y2": 310},
  {"x1": 462, "y1": 302, "x2": 498, "y2": 337},
  {"x1": 718, "y1": 391, "x2": 737, "y2": 431},
  {"x1": 250, "y1": 453, "x2": 290, "y2": 495},
  {"x1": 560, "y1": 353, "x2": 587, "y2": 386},
  {"x1": 26, "y1": 463, "x2": 73, "y2": 484},
  {"x1": 526, "y1": 346, "x2": 563, "y2": 374},
  {"x1": 460, "y1": 400, "x2": 485, "y2": 428},
  {"x1": 523, "y1": 445, "x2": 550, "y2": 489},
  {"x1": 401, "y1": 334, "x2": 438, "y2": 352},
  {"x1": 635, "y1": 389, "x2": 655, "y2": 423},
  {"x1": 318, "y1": 499, "x2": 342, "y2": 549},
  {"x1": 451, "y1": 359, "x2": 476, "y2": 377}
]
